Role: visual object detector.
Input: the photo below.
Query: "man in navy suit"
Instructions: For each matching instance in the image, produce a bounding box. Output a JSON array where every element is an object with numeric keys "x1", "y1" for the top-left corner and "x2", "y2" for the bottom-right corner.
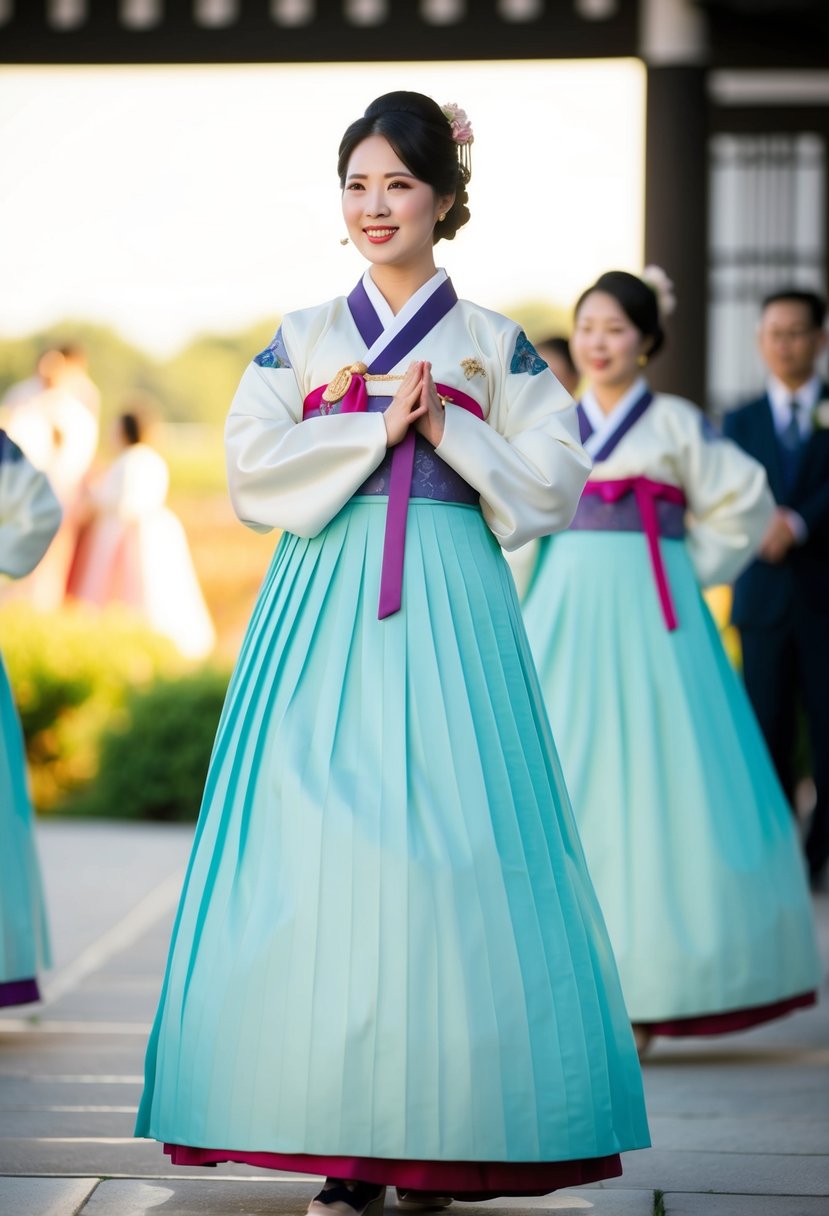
[{"x1": 724, "y1": 289, "x2": 829, "y2": 886}]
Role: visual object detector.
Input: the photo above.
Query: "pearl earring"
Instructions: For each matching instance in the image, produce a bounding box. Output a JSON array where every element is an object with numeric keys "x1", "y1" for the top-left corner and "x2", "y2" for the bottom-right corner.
[{"x1": 438, "y1": 213, "x2": 446, "y2": 223}]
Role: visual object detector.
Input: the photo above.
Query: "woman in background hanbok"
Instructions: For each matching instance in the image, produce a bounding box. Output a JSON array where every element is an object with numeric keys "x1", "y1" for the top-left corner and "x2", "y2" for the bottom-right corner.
[
  {"x1": 136, "y1": 92, "x2": 649, "y2": 1212},
  {"x1": 68, "y1": 411, "x2": 215, "y2": 661},
  {"x1": 519, "y1": 269, "x2": 821, "y2": 1053},
  {"x1": 0, "y1": 431, "x2": 61, "y2": 1006}
]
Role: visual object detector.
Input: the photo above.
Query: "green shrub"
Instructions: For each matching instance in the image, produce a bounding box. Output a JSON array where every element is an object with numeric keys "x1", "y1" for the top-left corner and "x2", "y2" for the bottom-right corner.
[
  {"x1": 1, "y1": 603, "x2": 184, "y2": 809},
  {"x1": 67, "y1": 668, "x2": 229, "y2": 821}
]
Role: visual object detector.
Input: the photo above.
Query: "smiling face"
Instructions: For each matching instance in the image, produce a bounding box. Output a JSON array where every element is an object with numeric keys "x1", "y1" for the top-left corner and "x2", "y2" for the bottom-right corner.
[
  {"x1": 571, "y1": 290, "x2": 652, "y2": 395},
  {"x1": 342, "y1": 134, "x2": 454, "y2": 277}
]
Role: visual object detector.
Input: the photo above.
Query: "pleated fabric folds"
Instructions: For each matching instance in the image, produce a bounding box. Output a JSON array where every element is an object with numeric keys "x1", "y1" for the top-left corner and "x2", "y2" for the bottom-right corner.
[
  {"x1": 137, "y1": 499, "x2": 649, "y2": 1167},
  {"x1": 0, "y1": 656, "x2": 50, "y2": 1004},
  {"x1": 521, "y1": 531, "x2": 821, "y2": 1026}
]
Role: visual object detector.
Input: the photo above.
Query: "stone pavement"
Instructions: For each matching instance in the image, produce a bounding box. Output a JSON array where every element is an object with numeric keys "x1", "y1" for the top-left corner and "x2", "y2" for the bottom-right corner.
[{"x1": 0, "y1": 819, "x2": 827, "y2": 1216}]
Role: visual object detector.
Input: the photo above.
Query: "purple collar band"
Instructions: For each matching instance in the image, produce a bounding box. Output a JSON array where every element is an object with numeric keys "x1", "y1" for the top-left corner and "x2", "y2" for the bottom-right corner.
[
  {"x1": 347, "y1": 278, "x2": 459, "y2": 374},
  {"x1": 577, "y1": 389, "x2": 654, "y2": 462},
  {"x1": 341, "y1": 276, "x2": 462, "y2": 619}
]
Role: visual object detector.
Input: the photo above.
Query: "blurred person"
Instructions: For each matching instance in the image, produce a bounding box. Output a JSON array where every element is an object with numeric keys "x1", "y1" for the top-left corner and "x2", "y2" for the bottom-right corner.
[
  {"x1": 68, "y1": 409, "x2": 215, "y2": 661},
  {"x1": 59, "y1": 343, "x2": 100, "y2": 419},
  {"x1": 518, "y1": 269, "x2": 820, "y2": 1055},
  {"x1": 536, "y1": 334, "x2": 580, "y2": 397},
  {"x1": 1, "y1": 343, "x2": 98, "y2": 418},
  {"x1": 724, "y1": 289, "x2": 829, "y2": 888},
  {"x1": 1, "y1": 348, "x2": 51, "y2": 412},
  {"x1": 0, "y1": 347, "x2": 98, "y2": 609},
  {"x1": 0, "y1": 429, "x2": 61, "y2": 1006}
]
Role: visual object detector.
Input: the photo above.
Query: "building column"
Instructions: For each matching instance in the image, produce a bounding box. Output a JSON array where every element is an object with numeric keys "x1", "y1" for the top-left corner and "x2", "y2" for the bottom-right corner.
[
  {"x1": 643, "y1": 64, "x2": 708, "y2": 403},
  {"x1": 640, "y1": 0, "x2": 709, "y2": 404}
]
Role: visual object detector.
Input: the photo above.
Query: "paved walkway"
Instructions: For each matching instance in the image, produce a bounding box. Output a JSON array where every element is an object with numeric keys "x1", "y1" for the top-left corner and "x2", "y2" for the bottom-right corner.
[{"x1": 0, "y1": 820, "x2": 827, "y2": 1216}]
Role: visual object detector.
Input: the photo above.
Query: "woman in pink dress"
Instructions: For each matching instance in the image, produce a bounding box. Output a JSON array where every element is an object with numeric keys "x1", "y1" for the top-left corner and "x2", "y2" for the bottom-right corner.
[{"x1": 69, "y1": 411, "x2": 215, "y2": 660}]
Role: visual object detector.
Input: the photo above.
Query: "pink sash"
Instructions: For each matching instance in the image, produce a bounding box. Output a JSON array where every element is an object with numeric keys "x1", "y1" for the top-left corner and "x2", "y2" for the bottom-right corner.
[{"x1": 582, "y1": 477, "x2": 687, "y2": 631}]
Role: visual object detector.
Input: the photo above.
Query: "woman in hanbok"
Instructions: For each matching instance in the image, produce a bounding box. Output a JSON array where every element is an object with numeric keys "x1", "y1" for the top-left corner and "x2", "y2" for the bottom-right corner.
[
  {"x1": 519, "y1": 269, "x2": 821, "y2": 1054},
  {"x1": 68, "y1": 411, "x2": 215, "y2": 661},
  {"x1": 136, "y1": 93, "x2": 650, "y2": 1212},
  {"x1": 0, "y1": 430, "x2": 61, "y2": 1006}
]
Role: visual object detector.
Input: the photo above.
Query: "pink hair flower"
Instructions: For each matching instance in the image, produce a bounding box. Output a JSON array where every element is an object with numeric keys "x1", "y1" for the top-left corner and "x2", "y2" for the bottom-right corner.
[{"x1": 441, "y1": 102, "x2": 474, "y2": 146}]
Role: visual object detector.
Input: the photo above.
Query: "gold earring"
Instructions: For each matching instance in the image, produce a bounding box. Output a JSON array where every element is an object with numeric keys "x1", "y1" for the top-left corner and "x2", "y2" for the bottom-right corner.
[
  {"x1": 438, "y1": 213, "x2": 446, "y2": 222},
  {"x1": 637, "y1": 354, "x2": 648, "y2": 367},
  {"x1": 339, "y1": 237, "x2": 349, "y2": 246}
]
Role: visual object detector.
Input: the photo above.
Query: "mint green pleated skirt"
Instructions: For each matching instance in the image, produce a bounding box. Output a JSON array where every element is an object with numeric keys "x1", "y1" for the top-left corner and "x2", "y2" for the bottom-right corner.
[
  {"x1": 137, "y1": 499, "x2": 649, "y2": 1163},
  {"x1": 521, "y1": 531, "x2": 821, "y2": 1025},
  {"x1": 0, "y1": 655, "x2": 50, "y2": 995}
]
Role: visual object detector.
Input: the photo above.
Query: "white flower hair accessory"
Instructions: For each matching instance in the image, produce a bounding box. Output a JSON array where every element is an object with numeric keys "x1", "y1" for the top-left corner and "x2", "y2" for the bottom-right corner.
[
  {"x1": 641, "y1": 265, "x2": 677, "y2": 321},
  {"x1": 813, "y1": 398, "x2": 829, "y2": 430},
  {"x1": 441, "y1": 102, "x2": 473, "y2": 174}
]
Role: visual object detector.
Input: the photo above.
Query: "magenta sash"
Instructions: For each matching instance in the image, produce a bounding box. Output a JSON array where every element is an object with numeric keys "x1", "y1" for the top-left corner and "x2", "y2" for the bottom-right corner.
[
  {"x1": 303, "y1": 379, "x2": 484, "y2": 619},
  {"x1": 582, "y1": 477, "x2": 687, "y2": 631}
]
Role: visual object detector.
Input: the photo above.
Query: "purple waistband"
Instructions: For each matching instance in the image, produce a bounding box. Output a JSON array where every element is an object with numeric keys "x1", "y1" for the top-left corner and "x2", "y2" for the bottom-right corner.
[
  {"x1": 570, "y1": 490, "x2": 686, "y2": 538},
  {"x1": 575, "y1": 478, "x2": 688, "y2": 631},
  {"x1": 354, "y1": 400, "x2": 479, "y2": 504}
]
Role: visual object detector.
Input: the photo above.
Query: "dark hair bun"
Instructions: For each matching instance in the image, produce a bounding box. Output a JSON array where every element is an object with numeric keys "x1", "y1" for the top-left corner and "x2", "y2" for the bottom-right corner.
[
  {"x1": 575, "y1": 270, "x2": 666, "y2": 358},
  {"x1": 338, "y1": 91, "x2": 470, "y2": 244}
]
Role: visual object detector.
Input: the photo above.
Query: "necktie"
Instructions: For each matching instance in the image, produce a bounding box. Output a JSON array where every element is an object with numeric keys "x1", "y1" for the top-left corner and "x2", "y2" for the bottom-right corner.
[
  {"x1": 779, "y1": 397, "x2": 804, "y2": 491},
  {"x1": 780, "y1": 397, "x2": 803, "y2": 450}
]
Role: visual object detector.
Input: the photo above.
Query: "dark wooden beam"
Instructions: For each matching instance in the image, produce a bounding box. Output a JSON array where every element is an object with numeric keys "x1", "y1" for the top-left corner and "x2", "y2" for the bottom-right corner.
[{"x1": 644, "y1": 64, "x2": 709, "y2": 406}]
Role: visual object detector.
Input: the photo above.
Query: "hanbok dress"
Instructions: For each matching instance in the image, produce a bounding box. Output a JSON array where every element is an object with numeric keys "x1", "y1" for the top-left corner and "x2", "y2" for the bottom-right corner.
[
  {"x1": 136, "y1": 270, "x2": 650, "y2": 1194},
  {"x1": 67, "y1": 443, "x2": 215, "y2": 660},
  {"x1": 519, "y1": 379, "x2": 821, "y2": 1036},
  {"x1": 0, "y1": 431, "x2": 61, "y2": 1006}
]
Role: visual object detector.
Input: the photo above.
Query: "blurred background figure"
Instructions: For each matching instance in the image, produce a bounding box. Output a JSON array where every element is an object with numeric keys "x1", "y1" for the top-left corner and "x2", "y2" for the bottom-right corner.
[
  {"x1": 58, "y1": 343, "x2": 101, "y2": 420},
  {"x1": 0, "y1": 429, "x2": 61, "y2": 1007},
  {"x1": 536, "y1": 334, "x2": 581, "y2": 398},
  {"x1": 724, "y1": 289, "x2": 829, "y2": 889},
  {"x1": 518, "y1": 269, "x2": 820, "y2": 1055},
  {"x1": 68, "y1": 409, "x2": 215, "y2": 661},
  {"x1": 0, "y1": 347, "x2": 98, "y2": 609}
]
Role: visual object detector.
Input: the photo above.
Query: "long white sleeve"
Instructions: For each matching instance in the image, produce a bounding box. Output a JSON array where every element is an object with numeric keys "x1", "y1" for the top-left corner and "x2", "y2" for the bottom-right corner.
[
  {"x1": 678, "y1": 410, "x2": 774, "y2": 586},
  {"x1": 0, "y1": 433, "x2": 63, "y2": 578},
  {"x1": 436, "y1": 330, "x2": 591, "y2": 549},
  {"x1": 225, "y1": 324, "x2": 388, "y2": 537}
]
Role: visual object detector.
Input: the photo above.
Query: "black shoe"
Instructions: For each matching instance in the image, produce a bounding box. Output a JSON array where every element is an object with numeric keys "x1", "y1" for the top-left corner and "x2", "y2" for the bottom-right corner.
[
  {"x1": 395, "y1": 1190, "x2": 453, "y2": 1210},
  {"x1": 308, "y1": 1180, "x2": 386, "y2": 1216}
]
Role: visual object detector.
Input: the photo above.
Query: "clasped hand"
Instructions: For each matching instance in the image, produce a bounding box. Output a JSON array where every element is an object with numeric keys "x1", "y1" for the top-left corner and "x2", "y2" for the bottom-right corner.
[
  {"x1": 758, "y1": 507, "x2": 798, "y2": 564},
  {"x1": 383, "y1": 361, "x2": 446, "y2": 448}
]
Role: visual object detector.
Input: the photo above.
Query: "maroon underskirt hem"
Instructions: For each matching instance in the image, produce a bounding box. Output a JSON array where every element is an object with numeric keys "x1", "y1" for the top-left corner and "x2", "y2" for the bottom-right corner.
[
  {"x1": 163, "y1": 1144, "x2": 623, "y2": 1196},
  {"x1": 642, "y1": 990, "x2": 817, "y2": 1037},
  {"x1": 0, "y1": 978, "x2": 40, "y2": 1008}
]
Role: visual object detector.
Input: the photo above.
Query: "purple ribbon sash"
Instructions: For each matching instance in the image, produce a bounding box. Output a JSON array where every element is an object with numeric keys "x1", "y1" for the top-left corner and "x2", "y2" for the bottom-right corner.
[{"x1": 305, "y1": 277, "x2": 486, "y2": 620}]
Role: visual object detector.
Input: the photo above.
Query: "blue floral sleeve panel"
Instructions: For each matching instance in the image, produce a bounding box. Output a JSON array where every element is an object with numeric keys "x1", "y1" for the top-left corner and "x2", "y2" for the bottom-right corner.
[
  {"x1": 254, "y1": 326, "x2": 292, "y2": 369},
  {"x1": 0, "y1": 431, "x2": 24, "y2": 465},
  {"x1": 509, "y1": 331, "x2": 548, "y2": 376}
]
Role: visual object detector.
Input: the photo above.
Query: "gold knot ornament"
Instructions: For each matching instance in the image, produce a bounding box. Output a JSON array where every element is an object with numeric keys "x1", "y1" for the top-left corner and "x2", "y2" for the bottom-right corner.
[{"x1": 322, "y1": 361, "x2": 368, "y2": 404}]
